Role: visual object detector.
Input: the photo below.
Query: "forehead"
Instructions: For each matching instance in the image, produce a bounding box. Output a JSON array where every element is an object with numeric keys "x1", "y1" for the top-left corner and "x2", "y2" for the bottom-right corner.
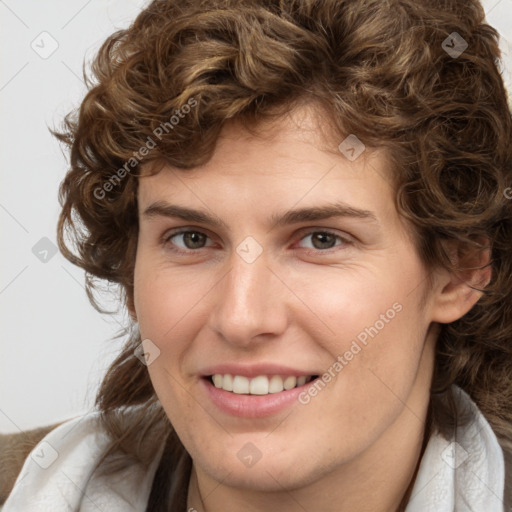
[{"x1": 137, "y1": 105, "x2": 400, "y2": 230}]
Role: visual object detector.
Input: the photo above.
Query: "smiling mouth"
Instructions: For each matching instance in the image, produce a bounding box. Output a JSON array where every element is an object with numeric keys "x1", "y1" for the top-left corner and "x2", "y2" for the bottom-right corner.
[{"x1": 207, "y1": 374, "x2": 319, "y2": 395}]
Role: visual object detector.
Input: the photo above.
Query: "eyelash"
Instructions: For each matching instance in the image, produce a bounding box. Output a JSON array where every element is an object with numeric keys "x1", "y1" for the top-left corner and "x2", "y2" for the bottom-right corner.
[{"x1": 162, "y1": 228, "x2": 352, "y2": 256}]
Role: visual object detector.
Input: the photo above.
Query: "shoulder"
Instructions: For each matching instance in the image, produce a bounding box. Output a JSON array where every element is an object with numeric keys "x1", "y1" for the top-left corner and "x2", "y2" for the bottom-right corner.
[
  {"x1": 2, "y1": 413, "x2": 107, "y2": 510},
  {"x1": 2, "y1": 411, "x2": 163, "y2": 512},
  {"x1": 0, "y1": 420, "x2": 67, "y2": 504}
]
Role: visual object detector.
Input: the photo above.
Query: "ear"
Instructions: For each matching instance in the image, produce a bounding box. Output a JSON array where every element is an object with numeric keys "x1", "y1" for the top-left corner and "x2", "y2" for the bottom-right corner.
[{"x1": 430, "y1": 238, "x2": 492, "y2": 324}]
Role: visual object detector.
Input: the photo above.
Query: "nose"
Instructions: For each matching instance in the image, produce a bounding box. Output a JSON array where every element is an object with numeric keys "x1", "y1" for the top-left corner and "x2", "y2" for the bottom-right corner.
[{"x1": 207, "y1": 248, "x2": 288, "y2": 349}]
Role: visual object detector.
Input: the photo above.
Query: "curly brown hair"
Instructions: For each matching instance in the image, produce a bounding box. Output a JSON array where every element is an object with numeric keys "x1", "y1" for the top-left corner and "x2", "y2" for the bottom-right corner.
[{"x1": 52, "y1": 0, "x2": 512, "y2": 509}]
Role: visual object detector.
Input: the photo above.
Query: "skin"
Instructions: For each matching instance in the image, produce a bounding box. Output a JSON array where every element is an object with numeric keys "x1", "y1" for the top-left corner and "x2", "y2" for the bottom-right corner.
[{"x1": 131, "y1": 104, "x2": 489, "y2": 512}]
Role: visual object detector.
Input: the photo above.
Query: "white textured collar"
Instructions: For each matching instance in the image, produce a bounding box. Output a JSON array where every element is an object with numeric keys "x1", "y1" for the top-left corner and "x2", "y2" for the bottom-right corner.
[
  {"x1": 405, "y1": 386, "x2": 505, "y2": 512},
  {"x1": 3, "y1": 386, "x2": 505, "y2": 511}
]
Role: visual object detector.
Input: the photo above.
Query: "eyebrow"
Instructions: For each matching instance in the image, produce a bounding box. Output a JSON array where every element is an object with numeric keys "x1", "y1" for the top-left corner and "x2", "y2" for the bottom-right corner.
[{"x1": 142, "y1": 200, "x2": 379, "y2": 230}]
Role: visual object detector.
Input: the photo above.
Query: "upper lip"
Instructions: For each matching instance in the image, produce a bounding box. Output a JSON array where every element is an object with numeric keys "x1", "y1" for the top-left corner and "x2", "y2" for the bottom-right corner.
[{"x1": 200, "y1": 363, "x2": 320, "y2": 378}]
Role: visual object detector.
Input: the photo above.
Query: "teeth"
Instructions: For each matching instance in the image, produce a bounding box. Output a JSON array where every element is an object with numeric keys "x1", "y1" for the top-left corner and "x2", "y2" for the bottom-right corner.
[
  {"x1": 223, "y1": 374, "x2": 233, "y2": 391},
  {"x1": 269, "y1": 375, "x2": 284, "y2": 393},
  {"x1": 211, "y1": 374, "x2": 312, "y2": 395},
  {"x1": 283, "y1": 376, "x2": 297, "y2": 390},
  {"x1": 250, "y1": 376, "x2": 268, "y2": 395},
  {"x1": 233, "y1": 375, "x2": 249, "y2": 394}
]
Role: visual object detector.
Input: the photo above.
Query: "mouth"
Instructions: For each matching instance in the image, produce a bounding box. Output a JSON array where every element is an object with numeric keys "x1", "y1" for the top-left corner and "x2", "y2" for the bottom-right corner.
[{"x1": 205, "y1": 374, "x2": 320, "y2": 395}]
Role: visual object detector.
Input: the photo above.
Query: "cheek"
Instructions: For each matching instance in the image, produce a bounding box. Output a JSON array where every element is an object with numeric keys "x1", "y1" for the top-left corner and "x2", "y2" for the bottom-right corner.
[
  {"x1": 132, "y1": 261, "x2": 215, "y2": 408},
  {"x1": 133, "y1": 263, "x2": 199, "y2": 425},
  {"x1": 299, "y1": 266, "x2": 414, "y2": 355},
  {"x1": 134, "y1": 256, "x2": 206, "y2": 339},
  {"x1": 308, "y1": 259, "x2": 430, "y2": 412}
]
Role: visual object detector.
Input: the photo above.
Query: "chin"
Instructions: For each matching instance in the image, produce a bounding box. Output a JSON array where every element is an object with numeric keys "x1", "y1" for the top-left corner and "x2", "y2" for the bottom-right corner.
[
  {"x1": 194, "y1": 441, "x2": 333, "y2": 492},
  {"x1": 204, "y1": 461, "x2": 315, "y2": 491}
]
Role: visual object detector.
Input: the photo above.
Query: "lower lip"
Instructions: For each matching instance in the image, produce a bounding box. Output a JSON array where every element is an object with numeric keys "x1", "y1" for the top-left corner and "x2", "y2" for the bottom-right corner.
[{"x1": 201, "y1": 377, "x2": 314, "y2": 418}]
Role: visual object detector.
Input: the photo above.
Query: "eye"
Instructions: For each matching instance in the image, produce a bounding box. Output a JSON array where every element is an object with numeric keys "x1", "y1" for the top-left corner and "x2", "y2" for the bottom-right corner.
[
  {"x1": 163, "y1": 229, "x2": 214, "y2": 254},
  {"x1": 295, "y1": 230, "x2": 351, "y2": 252}
]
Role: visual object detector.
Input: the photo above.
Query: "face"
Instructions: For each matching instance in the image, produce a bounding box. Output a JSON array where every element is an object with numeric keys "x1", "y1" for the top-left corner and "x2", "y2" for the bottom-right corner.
[{"x1": 133, "y1": 105, "x2": 439, "y2": 492}]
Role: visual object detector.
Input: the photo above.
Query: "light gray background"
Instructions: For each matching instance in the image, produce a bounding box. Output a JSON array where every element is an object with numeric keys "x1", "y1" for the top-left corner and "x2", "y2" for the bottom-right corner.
[{"x1": 1, "y1": 0, "x2": 511, "y2": 433}]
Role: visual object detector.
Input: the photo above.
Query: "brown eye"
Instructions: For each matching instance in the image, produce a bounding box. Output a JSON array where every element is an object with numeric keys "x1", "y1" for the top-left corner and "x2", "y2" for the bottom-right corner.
[
  {"x1": 164, "y1": 230, "x2": 212, "y2": 253},
  {"x1": 180, "y1": 231, "x2": 207, "y2": 249},
  {"x1": 297, "y1": 230, "x2": 349, "y2": 252},
  {"x1": 310, "y1": 232, "x2": 337, "y2": 250}
]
